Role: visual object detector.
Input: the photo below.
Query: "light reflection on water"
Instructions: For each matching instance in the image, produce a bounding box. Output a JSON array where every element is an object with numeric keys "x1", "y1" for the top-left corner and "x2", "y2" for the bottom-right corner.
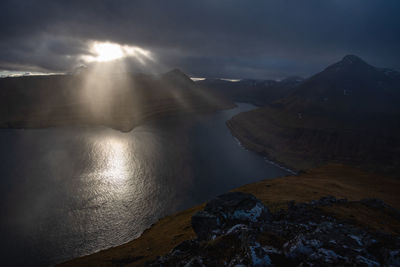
[
  {"x1": 0, "y1": 103, "x2": 289, "y2": 266},
  {"x1": 89, "y1": 136, "x2": 133, "y2": 194},
  {"x1": 98, "y1": 138, "x2": 131, "y2": 181}
]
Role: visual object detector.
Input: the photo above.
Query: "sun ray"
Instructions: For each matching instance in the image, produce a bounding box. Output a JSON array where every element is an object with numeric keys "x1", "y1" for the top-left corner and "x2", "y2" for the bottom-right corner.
[{"x1": 82, "y1": 41, "x2": 154, "y2": 64}]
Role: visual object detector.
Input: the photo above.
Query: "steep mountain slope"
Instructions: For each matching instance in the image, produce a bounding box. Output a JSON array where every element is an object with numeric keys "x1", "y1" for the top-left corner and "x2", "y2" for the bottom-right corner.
[
  {"x1": 197, "y1": 76, "x2": 303, "y2": 106},
  {"x1": 0, "y1": 69, "x2": 233, "y2": 131},
  {"x1": 277, "y1": 55, "x2": 400, "y2": 118},
  {"x1": 228, "y1": 55, "x2": 400, "y2": 174}
]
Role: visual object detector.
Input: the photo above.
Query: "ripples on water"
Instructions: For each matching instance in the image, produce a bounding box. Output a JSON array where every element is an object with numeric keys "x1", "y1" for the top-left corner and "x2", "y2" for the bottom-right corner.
[{"x1": 0, "y1": 103, "x2": 288, "y2": 266}]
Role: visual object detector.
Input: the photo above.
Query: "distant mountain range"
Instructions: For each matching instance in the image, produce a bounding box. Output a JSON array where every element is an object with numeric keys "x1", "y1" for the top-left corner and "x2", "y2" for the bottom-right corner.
[
  {"x1": 1, "y1": 53, "x2": 399, "y2": 140},
  {"x1": 0, "y1": 69, "x2": 233, "y2": 131},
  {"x1": 199, "y1": 54, "x2": 400, "y2": 116},
  {"x1": 196, "y1": 76, "x2": 304, "y2": 106},
  {"x1": 227, "y1": 55, "x2": 400, "y2": 174}
]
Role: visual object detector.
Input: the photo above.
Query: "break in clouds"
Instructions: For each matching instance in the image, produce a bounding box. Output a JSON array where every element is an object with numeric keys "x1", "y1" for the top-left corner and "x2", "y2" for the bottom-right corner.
[{"x1": 1, "y1": 0, "x2": 400, "y2": 79}]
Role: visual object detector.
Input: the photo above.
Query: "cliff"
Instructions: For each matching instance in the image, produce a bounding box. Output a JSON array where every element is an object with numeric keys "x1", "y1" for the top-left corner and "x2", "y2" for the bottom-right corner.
[{"x1": 152, "y1": 193, "x2": 400, "y2": 266}]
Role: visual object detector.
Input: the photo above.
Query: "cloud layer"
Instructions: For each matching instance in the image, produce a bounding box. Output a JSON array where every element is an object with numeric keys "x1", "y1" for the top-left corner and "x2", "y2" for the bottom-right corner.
[{"x1": 1, "y1": 0, "x2": 399, "y2": 79}]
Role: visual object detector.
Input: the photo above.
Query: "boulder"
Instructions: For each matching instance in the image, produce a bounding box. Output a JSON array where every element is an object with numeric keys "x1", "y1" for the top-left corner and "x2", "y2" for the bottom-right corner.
[
  {"x1": 152, "y1": 196, "x2": 400, "y2": 266},
  {"x1": 192, "y1": 192, "x2": 271, "y2": 240}
]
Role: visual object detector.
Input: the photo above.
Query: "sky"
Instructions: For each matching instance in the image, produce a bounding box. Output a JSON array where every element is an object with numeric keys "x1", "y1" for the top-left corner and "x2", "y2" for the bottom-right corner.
[{"x1": 0, "y1": 0, "x2": 399, "y2": 79}]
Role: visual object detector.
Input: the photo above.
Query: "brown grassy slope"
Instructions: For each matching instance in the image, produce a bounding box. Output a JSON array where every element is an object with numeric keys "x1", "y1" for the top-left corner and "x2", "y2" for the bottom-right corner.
[
  {"x1": 227, "y1": 106, "x2": 400, "y2": 174},
  {"x1": 59, "y1": 164, "x2": 400, "y2": 266}
]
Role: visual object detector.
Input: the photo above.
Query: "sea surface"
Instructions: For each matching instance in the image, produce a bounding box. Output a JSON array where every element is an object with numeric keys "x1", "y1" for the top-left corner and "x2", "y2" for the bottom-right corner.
[{"x1": 0, "y1": 103, "x2": 289, "y2": 266}]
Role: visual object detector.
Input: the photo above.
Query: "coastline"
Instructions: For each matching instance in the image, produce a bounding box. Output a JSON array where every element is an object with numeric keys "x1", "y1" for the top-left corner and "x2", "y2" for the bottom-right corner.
[
  {"x1": 0, "y1": 102, "x2": 236, "y2": 133},
  {"x1": 226, "y1": 118, "x2": 303, "y2": 174},
  {"x1": 230, "y1": 134, "x2": 297, "y2": 176}
]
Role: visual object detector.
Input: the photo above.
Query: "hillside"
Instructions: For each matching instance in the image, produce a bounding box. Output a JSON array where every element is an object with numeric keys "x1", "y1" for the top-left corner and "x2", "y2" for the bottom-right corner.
[
  {"x1": 0, "y1": 69, "x2": 234, "y2": 132},
  {"x1": 228, "y1": 55, "x2": 400, "y2": 174}
]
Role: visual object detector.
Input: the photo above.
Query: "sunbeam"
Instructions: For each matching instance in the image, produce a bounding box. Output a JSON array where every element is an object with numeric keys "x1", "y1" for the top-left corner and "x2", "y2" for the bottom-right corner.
[
  {"x1": 77, "y1": 41, "x2": 156, "y2": 128},
  {"x1": 82, "y1": 41, "x2": 154, "y2": 64}
]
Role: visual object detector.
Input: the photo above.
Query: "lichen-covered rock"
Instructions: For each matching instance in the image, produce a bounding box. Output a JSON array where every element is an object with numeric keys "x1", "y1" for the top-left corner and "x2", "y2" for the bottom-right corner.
[
  {"x1": 192, "y1": 192, "x2": 271, "y2": 240},
  {"x1": 150, "y1": 194, "x2": 400, "y2": 267}
]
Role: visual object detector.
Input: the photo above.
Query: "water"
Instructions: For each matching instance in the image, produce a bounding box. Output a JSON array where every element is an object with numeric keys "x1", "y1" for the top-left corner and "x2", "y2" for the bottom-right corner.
[{"x1": 0, "y1": 103, "x2": 289, "y2": 266}]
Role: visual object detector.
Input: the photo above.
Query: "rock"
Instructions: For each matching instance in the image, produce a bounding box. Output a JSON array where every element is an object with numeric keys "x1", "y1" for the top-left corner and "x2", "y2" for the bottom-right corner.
[
  {"x1": 288, "y1": 200, "x2": 296, "y2": 210},
  {"x1": 360, "y1": 198, "x2": 400, "y2": 221},
  {"x1": 191, "y1": 211, "x2": 220, "y2": 240},
  {"x1": 283, "y1": 235, "x2": 314, "y2": 258},
  {"x1": 318, "y1": 195, "x2": 338, "y2": 206},
  {"x1": 361, "y1": 198, "x2": 388, "y2": 209},
  {"x1": 336, "y1": 198, "x2": 348, "y2": 204},
  {"x1": 383, "y1": 249, "x2": 400, "y2": 266},
  {"x1": 192, "y1": 192, "x2": 271, "y2": 240},
  {"x1": 172, "y1": 240, "x2": 199, "y2": 255},
  {"x1": 151, "y1": 196, "x2": 400, "y2": 266},
  {"x1": 204, "y1": 192, "x2": 271, "y2": 223}
]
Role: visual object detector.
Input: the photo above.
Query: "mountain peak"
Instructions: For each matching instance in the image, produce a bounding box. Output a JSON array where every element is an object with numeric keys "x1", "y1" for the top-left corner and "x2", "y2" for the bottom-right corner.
[
  {"x1": 164, "y1": 68, "x2": 189, "y2": 77},
  {"x1": 324, "y1": 55, "x2": 373, "y2": 73},
  {"x1": 161, "y1": 68, "x2": 193, "y2": 84},
  {"x1": 340, "y1": 55, "x2": 367, "y2": 65}
]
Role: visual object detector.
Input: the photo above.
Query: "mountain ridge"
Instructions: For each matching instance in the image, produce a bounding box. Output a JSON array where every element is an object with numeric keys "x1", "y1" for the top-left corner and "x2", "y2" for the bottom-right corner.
[
  {"x1": 276, "y1": 55, "x2": 400, "y2": 116},
  {"x1": 0, "y1": 69, "x2": 234, "y2": 131},
  {"x1": 227, "y1": 55, "x2": 400, "y2": 174},
  {"x1": 197, "y1": 76, "x2": 303, "y2": 106}
]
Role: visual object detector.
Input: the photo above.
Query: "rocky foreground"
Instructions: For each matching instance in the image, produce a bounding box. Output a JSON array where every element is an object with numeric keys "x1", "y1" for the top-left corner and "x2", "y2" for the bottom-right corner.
[
  {"x1": 59, "y1": 164, "x2": 400, "y2": 266},
  {"x1": 150, "y1": 192, "x2": 400, "y2": 266}
]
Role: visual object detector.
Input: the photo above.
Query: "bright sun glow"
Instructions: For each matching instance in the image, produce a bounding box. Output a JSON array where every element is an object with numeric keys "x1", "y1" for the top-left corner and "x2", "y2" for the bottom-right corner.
[
  {"x1": 82, "y1": 41, "x2": 153, "y2": 63},
  {"x1": 93, "y1": 42, "x2": 124, "y2": 62}
]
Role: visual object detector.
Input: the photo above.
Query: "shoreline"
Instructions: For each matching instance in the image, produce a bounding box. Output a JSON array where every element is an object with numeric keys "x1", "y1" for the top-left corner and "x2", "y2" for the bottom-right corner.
[
  {"x1": 0, "y1": 103, "x2": 237, "y2": 133},
  {"x1": 226, "y1": 119, "x2": 301, "y2": 174},
  {"x1": 231, "y1": 134, "x2": 297, "y2": 175}
]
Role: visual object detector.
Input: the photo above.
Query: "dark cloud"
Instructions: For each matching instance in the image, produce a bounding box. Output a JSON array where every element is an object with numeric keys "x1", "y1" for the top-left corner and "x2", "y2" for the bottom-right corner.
[{"x1": 0, "y1": 0, "x2": 399, "y2": 79}]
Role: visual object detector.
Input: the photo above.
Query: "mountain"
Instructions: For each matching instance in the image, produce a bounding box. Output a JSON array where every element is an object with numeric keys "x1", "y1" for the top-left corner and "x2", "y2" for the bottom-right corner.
[
  {"x1": 0, "y1": 69, "x2": 234, "y2": 131},
  {"x1": 277, "y1": 55, "x2": 400, "y2": 116},
  {"x1": 161, "y1": 68, "x2": 194, "y2": 85},
  {"x1": 227, "y1": 55, "x2": 400, "y2": 174},
  {"x1": 197, "y1": 76, "x2": 303, "y2": 106}
]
